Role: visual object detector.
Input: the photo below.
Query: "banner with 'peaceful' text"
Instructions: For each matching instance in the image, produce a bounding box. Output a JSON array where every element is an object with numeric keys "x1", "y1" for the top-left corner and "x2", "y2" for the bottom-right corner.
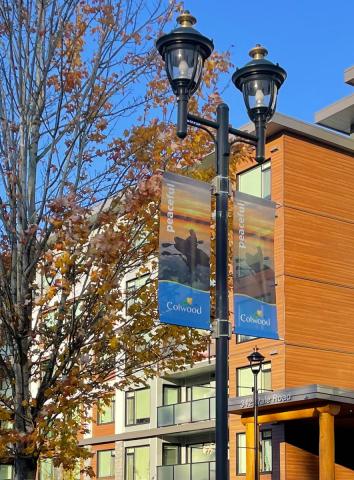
[
  {"x1": 158, "y1": 172, "x2": 211, "y2": 330},
  {"x1": 233, "y1": 191, "x2": 278, "y2": 339}
]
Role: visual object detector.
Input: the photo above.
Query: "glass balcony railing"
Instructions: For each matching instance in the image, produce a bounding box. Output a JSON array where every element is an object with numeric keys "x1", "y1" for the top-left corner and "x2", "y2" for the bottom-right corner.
[
  {"x1": 157, "y1": 461, "x2": 215, "y2": 480},
  {"x1": 157, "y1": 397, "x2": 215, "y2": 427}
]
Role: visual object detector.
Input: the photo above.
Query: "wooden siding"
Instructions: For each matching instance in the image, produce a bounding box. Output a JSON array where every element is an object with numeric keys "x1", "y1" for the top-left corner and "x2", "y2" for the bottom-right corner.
[
  {"x1": 228, "y1": 132, "x2": 354, "y2": 479},
  {"x1": 284, "y1": 207, "x2": 354, "y2": 288},
  {"x1": 283, "y1": 135, "x2": 354, "y2": 223},
  {"x1": 90, "y1": 442, "x2": 115, "y2": 479},
  {"x1": 285, "y1": 344, "x2": 354, "y2": 390},
  {"x1": 91, "y1": 404, "x2": 115, "y2": 438},
  {"x1": 284, "y1": 276, "x2": 354, "y2": 354}
]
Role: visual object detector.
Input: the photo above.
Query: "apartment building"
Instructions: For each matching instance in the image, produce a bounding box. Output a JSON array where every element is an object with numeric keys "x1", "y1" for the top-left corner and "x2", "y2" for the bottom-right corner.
[
  {"x1": 80, "y1": 347, "x2": 216, "y2": 480},
  {"x1": 229, "y1": 68, "x2": 354, "y2": 480},
  {"x1": 80, "y1": 67, "x2": 354, "y2": 480}
]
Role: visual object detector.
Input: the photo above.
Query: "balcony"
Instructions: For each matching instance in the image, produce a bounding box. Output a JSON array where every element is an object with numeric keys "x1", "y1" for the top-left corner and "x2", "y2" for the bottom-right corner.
[
  {"x1": 157, "y1": 397, "x2": 215, "y2": 427},
  {"x1": 157, "y1": 461, "x2": 215, "y2": 480}
]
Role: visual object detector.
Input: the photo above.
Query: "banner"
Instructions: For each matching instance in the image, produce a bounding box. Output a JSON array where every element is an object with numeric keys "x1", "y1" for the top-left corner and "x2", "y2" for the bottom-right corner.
[
  {"x1": 233, "y1": 191, "x2": 278, "y2": 339},
  {"x1": 158, "y1": 172, "x2": 211, "y2": 330}
]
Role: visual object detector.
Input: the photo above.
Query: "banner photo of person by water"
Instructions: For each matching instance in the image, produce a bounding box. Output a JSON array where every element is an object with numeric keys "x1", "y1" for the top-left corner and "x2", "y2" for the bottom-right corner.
[
  {"x1": 233, "y1": 191, "x2": 278, "y2": 339},
  {"x1": 158, "y1": 172, "x2": 211, "y2": 330}
]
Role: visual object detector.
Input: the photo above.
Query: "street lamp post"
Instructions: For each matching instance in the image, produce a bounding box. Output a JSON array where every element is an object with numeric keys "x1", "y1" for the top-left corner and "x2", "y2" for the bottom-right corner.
[
  {"x1": 248, "y1": 348, "x2": 265, "y2": 480},
  {"x1": 156, "y1": 12, "x2": 286, "y2": 480}
]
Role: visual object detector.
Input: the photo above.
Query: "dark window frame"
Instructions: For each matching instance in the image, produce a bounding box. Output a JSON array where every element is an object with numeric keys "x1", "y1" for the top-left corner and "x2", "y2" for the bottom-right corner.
[
  {"x1": 97, "y1": 449, "x2": 115, "y2": 478},
  {"x1": 186, "y1": 382, "x2": 216, "y2": 402},
  {"x1": 236, "y1": 362, "x2": 272, "y2": 397},
  {"x1": 125, "y1": 274, "x2": 150, "y2": 314},
  {"x1": 125, "y1": 387, "x2": 150, "y2": 426},
  {"x1": 236, "y1": 429, "x2": 272, "y2": 475},
  {"x1": 186, "y1": 442, "x2": 216, "y2": 464},
  {"x1": 236, "y1": 432, "x2": 247, "y2": 475},
  {"x1": 97, "y1": 396, "x2": 115, "y2": 425},
  {"x1": 260, "y1": 429, "x2": 272, "y2": 473},
  {"x1": 162, "y1": 385, "x2": 181, "y2": 406},
  {"x1": 124, "y1": 445, "x2": 150, "y2": 480},
  {"x1": 237, "y1": 160, "x2": 271, "y2": 200},
  {"x1": 162, "y1": 443, "x2": 181, "y2": 466}
]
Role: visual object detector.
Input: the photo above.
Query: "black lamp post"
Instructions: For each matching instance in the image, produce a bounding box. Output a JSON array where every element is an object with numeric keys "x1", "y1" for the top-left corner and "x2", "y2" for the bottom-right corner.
[
  {"x1": 247, "y1": 348, "x2": 265, "y2": 480},
  {"x1": 156, "y1": 12, "x2": 286, "y2": 480}
]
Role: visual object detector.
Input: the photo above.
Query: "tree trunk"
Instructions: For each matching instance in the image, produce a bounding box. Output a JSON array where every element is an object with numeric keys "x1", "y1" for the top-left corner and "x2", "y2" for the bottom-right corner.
[{"x1": 14, "y1": 457, "x2": 37, "y2": 480}]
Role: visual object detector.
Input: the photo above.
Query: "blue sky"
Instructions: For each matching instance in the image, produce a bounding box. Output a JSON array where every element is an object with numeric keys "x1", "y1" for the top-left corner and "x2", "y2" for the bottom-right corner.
[{"x1": 181, "y1": 0, "x2": 354, "y2": 128}]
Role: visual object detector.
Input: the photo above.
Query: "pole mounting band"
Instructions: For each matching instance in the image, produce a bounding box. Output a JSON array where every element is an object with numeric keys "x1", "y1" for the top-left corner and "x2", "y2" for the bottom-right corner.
[
  {"x1": 211, "y1": 175, "x2": 232, "y2": 196},
  {"x1": 212, "y1": 319, "x2": 232, "y2": 339}
]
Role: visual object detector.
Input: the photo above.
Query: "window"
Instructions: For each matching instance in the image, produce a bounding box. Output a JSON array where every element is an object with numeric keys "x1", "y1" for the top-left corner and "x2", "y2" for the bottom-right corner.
[
  {"x1": 260, "y1": 430, "x2": 272, "y2": 472},
  {"x1": 236, "y1": 431, "x2": 272, "y2": 475},
  {"x1": 236, "y1": 362, "x2": 271, "y2": 397},
  {"x1": 187, "y1": 443, "x2": 215, "y2": 463},
  {"x1": 236, "y1": 433, "x2": 246, "y2": 475},
  {"x1": 126, "y1": 275, "x2": 149, "y2": 312},
  {"x1": 237, "y1": 161, "x2": 271, "y2": 200},
  {"x1": 163, "y1": 385, "x2": 181, "y2": 405},
  {"x1": 162, "y1": 444, "x2": 181, "y2": 465},
  {"x1": 39, "y1": 459, "x2": 57, "y2": 480},
  {"x1": 97, "y1": 396, "x2": 115, "y2": 425},
  {"x1": 97, "y1": 450, "x2": 115, "y2": 478},
  {"x1": 236, "y1": 334, "x2": 256, "y2": 344},
  {"x1": 126, "y1": 388, "x2": 150, "y2": 426},
  {"x1": 187, "y1": 382, "x2": 215, "y2": 401},
  {"x1": 125, "y1": 446, "x2": 149, "y2": 480},
  {"x1": 0, "y1": 465, "x2": 13, "y2": 480}
]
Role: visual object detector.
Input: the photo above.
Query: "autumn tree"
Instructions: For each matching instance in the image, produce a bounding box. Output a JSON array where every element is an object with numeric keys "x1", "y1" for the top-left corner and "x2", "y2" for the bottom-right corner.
[{"x1": 0, "y1": 0, "x2": 253, "y2": 478}]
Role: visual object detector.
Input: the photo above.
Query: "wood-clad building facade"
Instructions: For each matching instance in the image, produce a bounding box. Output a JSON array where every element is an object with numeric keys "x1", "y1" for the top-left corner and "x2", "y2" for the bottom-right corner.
[{"x1": 228, "y1": 113, "x2": 354, "y2": 480}]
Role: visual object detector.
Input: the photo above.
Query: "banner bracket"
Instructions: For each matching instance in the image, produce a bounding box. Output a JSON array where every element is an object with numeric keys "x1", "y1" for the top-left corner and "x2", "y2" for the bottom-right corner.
[
  {"x1": 211, "y1": 176, "x2": 232, "y2": 196},
  {"x1": 212, "y1": 319, "x2": 232, "y2": 339}
]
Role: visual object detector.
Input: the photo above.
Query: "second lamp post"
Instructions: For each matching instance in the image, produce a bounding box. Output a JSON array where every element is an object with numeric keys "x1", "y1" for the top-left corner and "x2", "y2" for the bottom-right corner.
[
  {"x1": 156, "y1": 11, "x2": 286, "y2": 480},
  {"x1": 248, "y1": 348, "x2": 265, "y2": 480}
]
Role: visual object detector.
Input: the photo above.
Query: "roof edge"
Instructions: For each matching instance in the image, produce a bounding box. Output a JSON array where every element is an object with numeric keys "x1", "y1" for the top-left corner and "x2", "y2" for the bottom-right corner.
[{"x1": 241, "y1": 112, "x2": 354, "y2": 155}]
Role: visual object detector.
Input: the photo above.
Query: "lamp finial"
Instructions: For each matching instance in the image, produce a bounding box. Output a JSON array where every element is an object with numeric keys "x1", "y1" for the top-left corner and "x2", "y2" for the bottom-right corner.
[
  {"x1": 249, "y1": 44, "x2": 268, "y2": 60},
  {"x1": 177, "y1": 11, "x2": 197, "y2": 28}
]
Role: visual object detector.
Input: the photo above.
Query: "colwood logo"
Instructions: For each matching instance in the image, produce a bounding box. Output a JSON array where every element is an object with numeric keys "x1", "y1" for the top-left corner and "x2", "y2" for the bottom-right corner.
[
  {"x1": 167, "y1": 297, "x2": 202, "y2": 314},
  {"x1": 240, "y1": 309, "x2": 270, "y2": 327}
]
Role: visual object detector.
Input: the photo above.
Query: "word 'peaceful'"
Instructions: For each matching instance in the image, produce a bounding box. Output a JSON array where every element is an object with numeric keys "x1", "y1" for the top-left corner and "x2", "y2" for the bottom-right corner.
[
  {"x1": 237, "y1": 201, "x2": 246, "y2": 249},
  {"x1": 166, "y1": 183, "x2": 175, "y2": 234}
]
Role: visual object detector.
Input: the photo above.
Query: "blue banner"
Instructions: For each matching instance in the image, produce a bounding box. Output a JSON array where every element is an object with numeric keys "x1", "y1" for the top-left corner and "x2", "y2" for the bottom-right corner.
[
  {"x1": 158, "y1": 172, "x2": 211, "y2": 330},
  {"x1": 233, "y1": 191, "x2": 278, "y2": 339}
]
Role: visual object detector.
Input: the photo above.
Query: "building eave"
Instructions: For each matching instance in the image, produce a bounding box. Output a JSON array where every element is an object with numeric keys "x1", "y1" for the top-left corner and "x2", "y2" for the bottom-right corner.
[
  {"x1": 314, "y1": 93, "x2": 354, "y2": 136},
  {"x1": 241, "y1": 112, "x2": 354, "y2": 156},
  {"x1": 228, "y1": 384, "x2": 354, "y2": 416}
]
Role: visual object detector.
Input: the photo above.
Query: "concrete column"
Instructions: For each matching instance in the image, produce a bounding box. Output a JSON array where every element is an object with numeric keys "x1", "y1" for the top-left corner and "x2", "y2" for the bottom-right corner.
[
  {"x1": 245, "y1": 421, "x2": 255, "y2": 480},
  {"x1": 115, "y1": 441, "x2": 124, "y2": 480},
  {"x1": 317, "y1": 405, "x2": 340, "y2": 480}
]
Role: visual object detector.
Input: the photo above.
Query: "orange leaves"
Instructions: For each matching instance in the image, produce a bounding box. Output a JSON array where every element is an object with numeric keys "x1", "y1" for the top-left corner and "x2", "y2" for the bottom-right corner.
[
  {"x1": 54, "y1": 251, "x2": 73, "y2": 274},
  {"x1": 90, "y1": 230, "x2": 125, "y2": 261},
  {"x1": 62, "y1": 70, "x2": 85, "y2": 93}
]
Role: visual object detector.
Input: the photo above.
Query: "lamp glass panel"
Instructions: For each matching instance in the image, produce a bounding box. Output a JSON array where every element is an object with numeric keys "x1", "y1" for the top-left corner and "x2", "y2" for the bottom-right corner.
[
  {"x1": 243, "y1": 78, "x2": 275, "y2": 111},
  {"x1": 167, "y1": 48, "x2": 203, "y2": 85}
]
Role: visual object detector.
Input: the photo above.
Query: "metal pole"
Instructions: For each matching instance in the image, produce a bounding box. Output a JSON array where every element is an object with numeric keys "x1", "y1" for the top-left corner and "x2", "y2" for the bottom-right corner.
[
  {"x1": 215, "y1": 102, "x2": 230, "y2": 480},
  {"x1": 254, "y1": 372, "x2": 259, "y2": 480}
]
